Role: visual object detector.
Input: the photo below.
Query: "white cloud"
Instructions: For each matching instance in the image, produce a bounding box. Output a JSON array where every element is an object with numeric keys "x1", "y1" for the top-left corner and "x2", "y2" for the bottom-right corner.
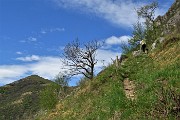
[
  {"x1": 0, "y1": 65, "x2": 27, "y2": 79},
  {"x1": 41, "y1": 30, "x2": 47, "y2": 34},
  {"x1": 16, "y1": 55, "x2": 40, "y2": 62},
  {"x1": 20, "y1": 37, "x2": 38, "y2": 43},
  {"x1": 0, "y1": 65, "x2": 28, "y2": 85},
  {"x1": 53, "y1": 0, "x2": 169, "y2": 27},
  {"x1": 29, "y1": 57, "x2": 63, "y2": 79},
  {"x1": 40, "y1": 28, "x2": 65, "y2": 34},
  {"x1": 96, "y1": 49, "x2": 120, "y2": 67},
  {"x1": 16, "y1": 51, "x2": 23, "y2": 55},
  {"x1": 28, "y1": 37, "x2": 37, "y2": 42},
  {"x1": 53, "y1": 0, "x2": 140, "y2": 27},
  {"x1": 50, "y1": 28, "x2": 65, "y2": 32},
  {"x1": 0, "y1": 56, "x2": 63, "y2": 85},
  {"x1": 105, "y1": 35, "x2": 131, "y2": 45}
]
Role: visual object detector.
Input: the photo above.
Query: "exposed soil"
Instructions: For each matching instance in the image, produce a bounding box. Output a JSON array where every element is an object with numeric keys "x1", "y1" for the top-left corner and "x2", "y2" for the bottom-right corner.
[{"x1": 123, "y1": 78, "x2": 136, "y2": 100}]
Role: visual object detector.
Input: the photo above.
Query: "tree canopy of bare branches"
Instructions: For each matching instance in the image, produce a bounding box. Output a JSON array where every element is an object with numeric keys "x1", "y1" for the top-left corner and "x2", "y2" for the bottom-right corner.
[{"x1": 62, "y1": 40, "x2": 103, "y2": 80}]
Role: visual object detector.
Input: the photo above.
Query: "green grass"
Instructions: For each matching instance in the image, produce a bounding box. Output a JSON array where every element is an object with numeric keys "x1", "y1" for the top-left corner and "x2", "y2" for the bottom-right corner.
[
  {"x1": 39, "y1": 83, "x2": 60, "y2": 110},
  {"x1": 120, "y1": 49, "x2": 180, "y2": 119},
  {"x1": 36, "y1": 36, "x2": 180, "y2": 120}
]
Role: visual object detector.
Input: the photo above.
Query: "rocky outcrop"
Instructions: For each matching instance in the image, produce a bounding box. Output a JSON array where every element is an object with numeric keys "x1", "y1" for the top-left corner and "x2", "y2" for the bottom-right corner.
[
  {"x1": 151, "y1": 37, "x2": 165, "y2": 50},
  {"x1": 155, "y1": 0, "x2": 180, "y2": 35}
]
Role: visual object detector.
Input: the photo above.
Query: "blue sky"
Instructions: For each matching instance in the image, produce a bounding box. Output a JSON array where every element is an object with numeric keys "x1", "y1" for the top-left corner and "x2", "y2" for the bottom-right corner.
[{"x1": 0, "y1": 0, "x2": 174, "y2": 86}]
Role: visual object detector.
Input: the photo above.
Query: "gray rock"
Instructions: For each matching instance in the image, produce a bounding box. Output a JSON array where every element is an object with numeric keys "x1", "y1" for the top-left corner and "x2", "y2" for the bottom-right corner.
[
  {"x1": 159, "y1": 37, "x2": 165, "y2": 43},
  {"x1": 132, "y1": 50, "x2": 141, "y2": 57},
  {"x1": 151, "y1": 41, "x2": 157, "y2": 50},
  {"x1": 155, "y1": 0, "x2": 180, "y2": 35}
]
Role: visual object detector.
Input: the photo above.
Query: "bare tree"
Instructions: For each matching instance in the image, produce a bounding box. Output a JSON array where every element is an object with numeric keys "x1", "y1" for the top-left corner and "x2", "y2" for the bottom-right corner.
[{"x1": 62, "y1": 39, "x2": 103, "y2": 80}]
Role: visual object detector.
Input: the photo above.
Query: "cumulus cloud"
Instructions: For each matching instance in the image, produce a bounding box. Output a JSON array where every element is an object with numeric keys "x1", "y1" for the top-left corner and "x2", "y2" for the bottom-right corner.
[
  {"x1": 105, "y1": 35, "x2": 131, "y2": 45},
  {"x1": 16, "y1": 55, "x2": 41, "y2": 62}
]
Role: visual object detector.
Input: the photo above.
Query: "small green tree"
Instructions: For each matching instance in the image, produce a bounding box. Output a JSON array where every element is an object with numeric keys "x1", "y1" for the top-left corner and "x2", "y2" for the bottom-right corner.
[
  {"x1": 129, "y1": 21, "x2": 145, "y2": 48},
  {"x1": 54, "y1": 73, "x2": 69, "y2": 87},
  {"x1": 137, "y1": 1, "x2": 159, "y2": 42},
  {"x1": 120, "y1": 42, "x2": 132, "y2": 54},
  {"x1": 53, "y1": 73, "x2": 70, "y2": 98},
  {"x1": 129, "y1": 1, "x2": 159, "y2": 48}
]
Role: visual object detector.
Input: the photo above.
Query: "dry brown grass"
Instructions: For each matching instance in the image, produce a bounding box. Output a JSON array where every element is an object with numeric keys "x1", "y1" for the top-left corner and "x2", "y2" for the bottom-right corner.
[{"x1": 151, "y1": 39, "x2": 180, "y2": 68}]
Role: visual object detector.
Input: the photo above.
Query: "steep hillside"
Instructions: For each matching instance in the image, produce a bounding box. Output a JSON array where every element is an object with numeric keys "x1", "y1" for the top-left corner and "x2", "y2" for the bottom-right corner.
[
  {"x1": 0, "y1": 75, "x2": 56, "y2": 120},
  {"x1": 36, "y1": 1, "x2": 180, "y2": 119},
  {"x1": 37, "y1": 35, "x2": 179, "y2": 119}
]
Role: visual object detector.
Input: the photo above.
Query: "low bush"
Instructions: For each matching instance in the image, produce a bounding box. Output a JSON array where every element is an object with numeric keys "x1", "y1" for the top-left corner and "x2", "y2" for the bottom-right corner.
[{"x1": 39, "y1": 83, "x2": 60, "y2": 110}]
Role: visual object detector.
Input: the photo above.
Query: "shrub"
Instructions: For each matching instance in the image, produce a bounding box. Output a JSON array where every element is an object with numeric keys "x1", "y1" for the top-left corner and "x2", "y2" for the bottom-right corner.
[
  {"x1": 39, "y1": 83, "x2": 60, "y2": 110},
  {"x1": 54, "y1": 73, "x2": 69, "y2": 87}
]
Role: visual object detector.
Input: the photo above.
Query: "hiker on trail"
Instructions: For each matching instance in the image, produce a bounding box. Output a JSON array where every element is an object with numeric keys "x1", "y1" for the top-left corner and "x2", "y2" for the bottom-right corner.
[{"x1": 140, "y1": 39, "x2": 146, "y2": 53}]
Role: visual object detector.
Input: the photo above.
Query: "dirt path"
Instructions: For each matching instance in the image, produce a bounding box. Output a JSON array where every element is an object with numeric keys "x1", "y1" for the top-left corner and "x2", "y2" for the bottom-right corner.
[{"x1": 123, "y1": 78, "x2": 136, "y2": 100}]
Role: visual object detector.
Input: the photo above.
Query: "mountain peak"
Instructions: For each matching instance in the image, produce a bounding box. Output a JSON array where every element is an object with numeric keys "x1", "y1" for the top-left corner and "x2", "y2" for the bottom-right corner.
[{"x1": 8, "y1": 75, "x2": 50, "y2": 86}]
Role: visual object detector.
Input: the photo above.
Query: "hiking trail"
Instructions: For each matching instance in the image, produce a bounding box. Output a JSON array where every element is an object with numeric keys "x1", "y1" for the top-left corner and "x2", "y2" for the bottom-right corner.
[{"x1": 123, "y1": 78, "x2": 136, "y2": 100}]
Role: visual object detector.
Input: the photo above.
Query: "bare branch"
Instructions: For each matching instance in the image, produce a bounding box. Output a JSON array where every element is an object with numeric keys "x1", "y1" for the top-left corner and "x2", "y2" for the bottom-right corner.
[{"x1": 62, "y1": 39, "x2": 103, "y2": 80}]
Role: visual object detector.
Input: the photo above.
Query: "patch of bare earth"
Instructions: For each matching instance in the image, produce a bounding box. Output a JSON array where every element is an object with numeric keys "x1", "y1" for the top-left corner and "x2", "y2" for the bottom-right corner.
[{"x1": 123, "y1": 78, "x2": 136, "y2": 100}]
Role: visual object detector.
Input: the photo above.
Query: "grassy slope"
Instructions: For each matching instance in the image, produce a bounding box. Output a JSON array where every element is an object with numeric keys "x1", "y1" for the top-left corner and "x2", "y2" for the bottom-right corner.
[{"x1": 38, "y1": 34, "x2": 180, "y2": 120}]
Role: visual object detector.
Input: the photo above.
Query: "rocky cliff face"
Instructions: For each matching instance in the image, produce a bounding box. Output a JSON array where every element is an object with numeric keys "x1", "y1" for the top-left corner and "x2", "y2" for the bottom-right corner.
[{"x1": 156, "y1": 0, "x2": 180, "y2": 35}]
